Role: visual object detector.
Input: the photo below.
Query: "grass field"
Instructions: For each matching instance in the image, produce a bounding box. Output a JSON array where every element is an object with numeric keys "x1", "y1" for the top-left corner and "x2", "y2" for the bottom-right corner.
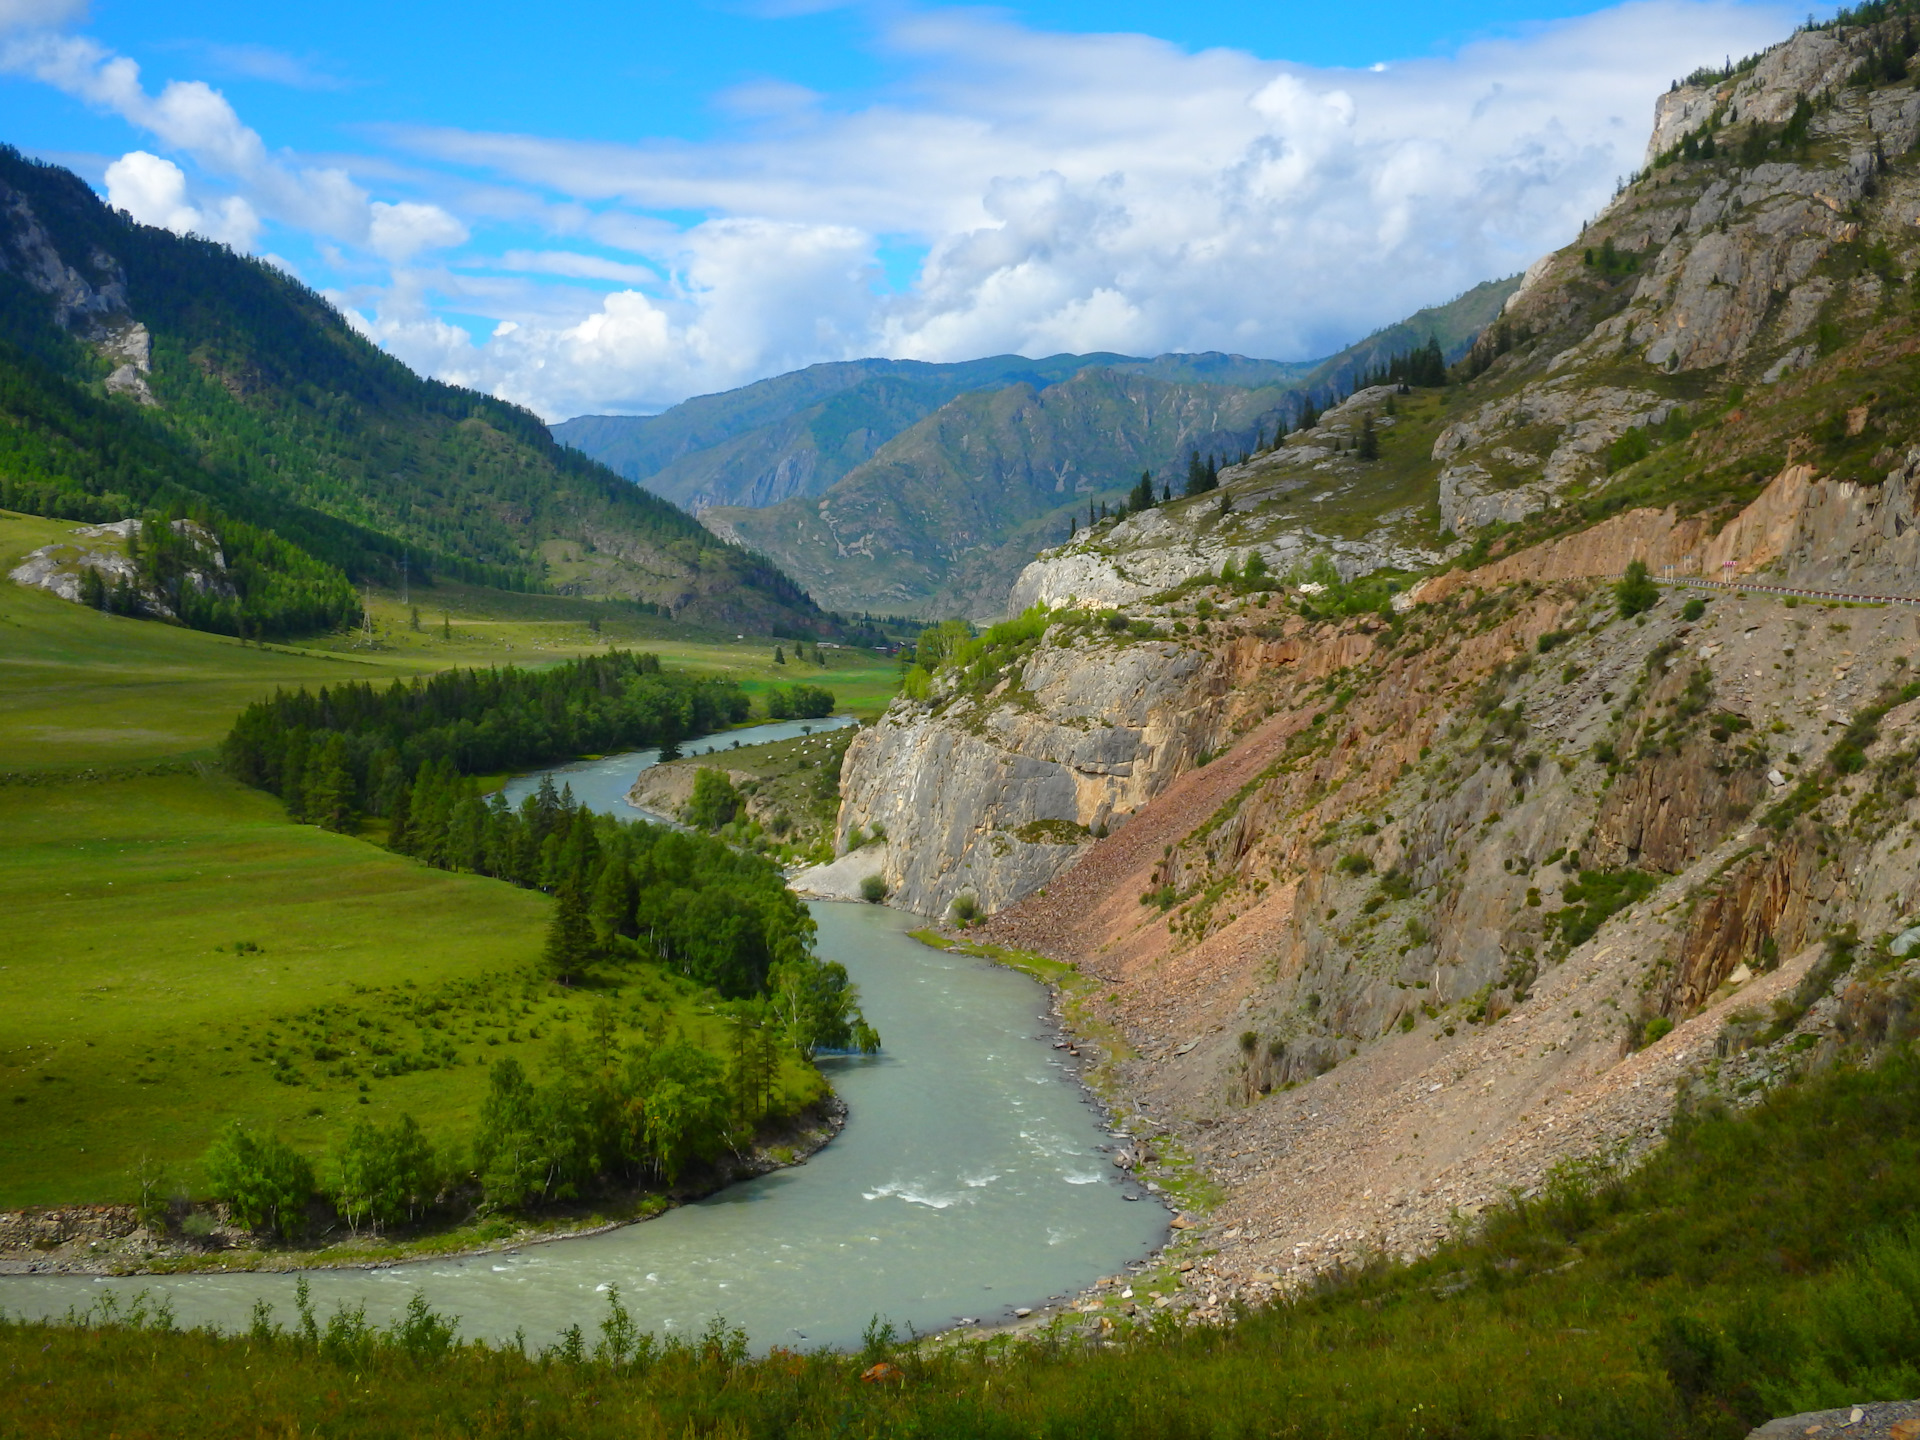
[
  {"x1": 0, "y1": 771, "x2": 824, "y2": 1209},
  {"x1": 0, "y1": 513, "x2": 440, "y2": 774},
  {"x1": 0, "y1": 510, "x2": 854, "y2": 1209},
  {"x1": 311, "y1": 575, "x2": 904, "y2": 720},
  {"x1": 0, "y1": 511, "x2": 903, "y2": 779}
]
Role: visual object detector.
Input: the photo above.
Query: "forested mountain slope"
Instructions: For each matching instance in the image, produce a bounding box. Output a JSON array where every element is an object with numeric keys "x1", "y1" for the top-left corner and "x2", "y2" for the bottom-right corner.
[
  {"x1": 704, "y1": 368, "x2": 1299, "y2": 618},
  {"x1": 0, "y1": 147, "x2": 826, "y2": 633},
  {"x1": 553, "y1": 351, "x2": 1315, "y2": 515}
]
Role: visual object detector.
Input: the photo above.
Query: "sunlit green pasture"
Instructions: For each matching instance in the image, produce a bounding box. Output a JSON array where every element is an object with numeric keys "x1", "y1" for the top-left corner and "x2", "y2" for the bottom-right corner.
[
  {"x1": 0, "y1": 510, "x2": 901, "y2": 780},
  {"x1": 0, "y1": 772, "x2": 824, "y2": 1209},
  {"x1": 326, "y1": 579, "x2": 903, "y2": 720}
]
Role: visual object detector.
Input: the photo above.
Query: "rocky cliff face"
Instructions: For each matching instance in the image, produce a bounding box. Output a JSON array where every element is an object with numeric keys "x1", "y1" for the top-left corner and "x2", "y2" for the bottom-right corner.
[
  {"x1": 0, "y1": 176, "x2": 154, "y2": 404},
  {"x1": 838, "y1": 636, "x2": 1230, "y2": 917},
  {"x1": 1008, "y1": 385, "x2": 1456, "y2": 614}
]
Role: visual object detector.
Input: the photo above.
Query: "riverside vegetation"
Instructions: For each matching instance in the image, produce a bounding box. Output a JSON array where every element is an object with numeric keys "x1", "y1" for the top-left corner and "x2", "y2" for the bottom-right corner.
[{"x1": 0, "y1": 510, "x2": 879, "y2": 1248}]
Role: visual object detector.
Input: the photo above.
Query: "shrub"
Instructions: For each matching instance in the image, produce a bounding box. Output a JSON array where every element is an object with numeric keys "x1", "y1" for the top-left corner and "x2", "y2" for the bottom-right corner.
[
  {"x1": 859, "y1": 874, "x2": 887, "y2": 905},
  {"x1": 1549, "y1": 866, "x2": 1660, "y2": 949},
  {"x1": 203, "y1": 1122, "x2": 315, "y2": 1238},
  {"x1": 686, "y1": 768, "x2": 742, "y2": 829},
  {"x1": 1682, "y1": 596, "x2": 1707, "y2": 621},
  {"x1": 949, "y1": 892, "x2": 981, "y2": 927},
  {"x1": 1642, "y1": 1014, "x2": 1675, "y2": 1048},
  {"x1": 1336, "y1": 852, "x2": 1374, "y2": 876},
  {"x1": 1616, "y1": 560, "x2": 1659, "y2": 617}
]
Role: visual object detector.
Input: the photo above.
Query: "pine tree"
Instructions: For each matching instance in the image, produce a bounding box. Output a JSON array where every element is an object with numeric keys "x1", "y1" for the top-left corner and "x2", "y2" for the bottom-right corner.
[
  {"x1": 1358, "y1": 414, "x2": 1379, "y2": 461},
  {"x1": 773, "y1": 645, "x2": 785, "y2": 665},
  {"x1": 1184, "y1": 450, "x2": 1208, "y2": 497},
  {"x1": 544, "y1": 883, "x2": 596, "y2": 985}
]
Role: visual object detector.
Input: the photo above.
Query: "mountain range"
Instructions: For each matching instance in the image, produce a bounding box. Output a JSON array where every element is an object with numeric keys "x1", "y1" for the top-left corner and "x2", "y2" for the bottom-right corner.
[{"x1": 557, "y1": 281, "x2": 1516, "y2": 617}]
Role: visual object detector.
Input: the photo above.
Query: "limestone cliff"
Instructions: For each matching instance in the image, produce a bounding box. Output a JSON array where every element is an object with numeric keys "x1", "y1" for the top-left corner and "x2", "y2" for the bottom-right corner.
[{"x1": 837, "y1": 637, "x2": 1229, "y2": 918}]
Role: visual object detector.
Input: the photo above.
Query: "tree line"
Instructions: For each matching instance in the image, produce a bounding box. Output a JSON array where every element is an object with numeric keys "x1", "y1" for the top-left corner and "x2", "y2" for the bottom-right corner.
[{"x1": 222, "y1": 651, "x2": 751, "y2": 830}]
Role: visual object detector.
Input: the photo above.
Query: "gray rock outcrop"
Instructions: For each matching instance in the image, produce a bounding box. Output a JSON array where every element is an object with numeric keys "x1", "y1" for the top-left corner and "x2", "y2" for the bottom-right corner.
[
  {"x1": 0, "y1": 180, "x2": 156, "y2": 402},
  {"x1": 837, "y1": 636, "x2": 1226, "y2": 918}
]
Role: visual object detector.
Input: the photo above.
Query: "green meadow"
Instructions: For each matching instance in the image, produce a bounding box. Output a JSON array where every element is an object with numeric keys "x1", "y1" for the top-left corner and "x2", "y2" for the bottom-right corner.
[{"x1": 0, "y1": 510, "x2": 859, "y2": 1210}]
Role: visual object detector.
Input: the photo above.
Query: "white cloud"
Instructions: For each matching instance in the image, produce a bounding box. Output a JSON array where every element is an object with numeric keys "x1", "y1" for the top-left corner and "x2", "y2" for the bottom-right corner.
[
  {"x1": 492, "y1": 249, "x2": 658, "y2": 283},
  {"x1": 0, "y1": 0, "x2": 1800, "y2": 421},
  {"x1": 0, "y1": 0, "x2": 83, "y2": 33},
  {"x1": 367, "y1": 199, "x2": 468, "y2": 261},
  {"x1": 0, "y1": 32, "x2": 464, "y2": 255},
  {"x1": 103, "y1": 149, "x2": 258, "y2": 248},
  {"x1": 369, "y1": 0, "x2": 1793, "y2": 416}
]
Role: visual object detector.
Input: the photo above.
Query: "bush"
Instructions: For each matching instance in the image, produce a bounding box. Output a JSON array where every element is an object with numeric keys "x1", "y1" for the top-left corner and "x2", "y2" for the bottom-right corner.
[
  {"x1": 203, "y1": 1122, "x2": 315, "y2": 1239},
  {"x1": 1616, "y1": 560, "x2": 1659, "y2": 617},
  {"x1": 949, "y1": 892, "x2": 981, "y2": 927},
  {"x1": 333, "y1": 1114, "x2": 440, "y2": 1231},
  {"x1": 859, "y1": 874, "x2": 887, "y2": 905},
  {"x1": 1549, "y1": 866, "x2": 1660, "y2": 949},
  {"x1": 1335, "y1": 852, "x2": 1373, "y2": 876},
  {"x1": 1682, "y1": 596, "x2": 1707, "y2": 621},
  {"x1": 686, "y1": 768, "x2": 742, "y2": 830}
]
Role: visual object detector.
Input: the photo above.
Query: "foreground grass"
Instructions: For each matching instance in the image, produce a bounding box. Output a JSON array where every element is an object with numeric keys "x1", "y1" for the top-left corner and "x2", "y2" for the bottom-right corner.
[{"x1": 8, "y1": 1052, "x2": 1920, "y2": 1437}]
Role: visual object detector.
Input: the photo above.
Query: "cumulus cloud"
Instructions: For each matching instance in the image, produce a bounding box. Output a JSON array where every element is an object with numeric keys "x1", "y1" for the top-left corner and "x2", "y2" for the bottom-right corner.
[
  {"x1": 103, "y1": 149, "x2": 258, "y2": 248},
  {"x1": 370, "y1": 0, "x2": 1792, "y2": 416},
  {"x1": 0, "y1": 0, "x2": 1799, "y2": 420},
  {"x1": 0, "y1": 32, "x2": 463, "y2": 253},
  {"x1": 367, "y1": 200, "x2": 469, "y2": 261}
]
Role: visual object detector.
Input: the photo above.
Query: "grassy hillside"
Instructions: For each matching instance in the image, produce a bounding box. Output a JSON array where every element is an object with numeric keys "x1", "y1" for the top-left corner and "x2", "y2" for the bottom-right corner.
[
  {"x1": 1293, "y1": 275, "x2": 1520, "y2": 398},
  {"x1": 0, "y1": 148, "x2": 826, "y2": 634}
]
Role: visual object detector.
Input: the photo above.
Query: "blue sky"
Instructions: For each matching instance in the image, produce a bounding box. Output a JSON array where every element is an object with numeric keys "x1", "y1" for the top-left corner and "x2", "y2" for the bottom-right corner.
[{"x1": 0, "y1": 0, "x2": 1805, "y2": 417}]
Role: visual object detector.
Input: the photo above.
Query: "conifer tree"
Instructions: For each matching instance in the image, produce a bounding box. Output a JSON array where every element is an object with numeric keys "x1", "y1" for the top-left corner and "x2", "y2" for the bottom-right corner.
[
  {"x1": 1183, "y1": 449, "x2": 1209, "y2": 497},
  {"x1": 544, "y1": 883, "x2": 596, "y2": 985}
]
